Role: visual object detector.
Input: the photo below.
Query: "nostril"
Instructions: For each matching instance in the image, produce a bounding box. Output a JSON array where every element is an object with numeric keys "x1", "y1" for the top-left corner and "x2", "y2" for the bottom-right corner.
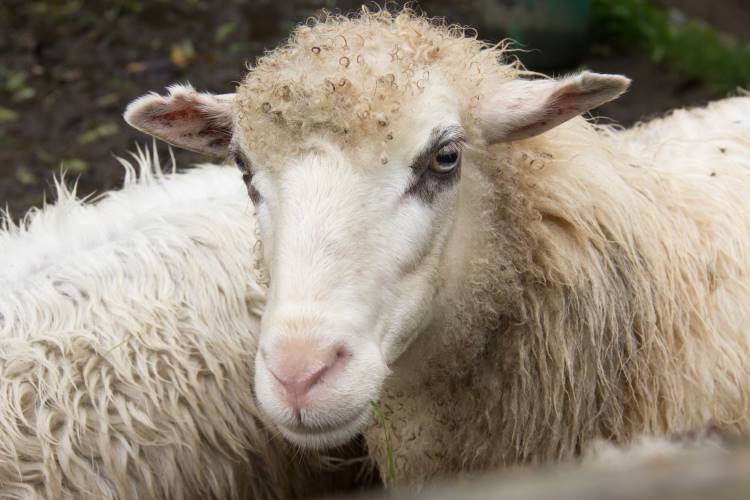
[
  {"x1": 265, "y1": 343, "x2": 351, "y2": 405},
  {"x1": 270, "y1": 364, "x2": 328, "y2": 403},
  {"x1": 335, "y1": 345, "x2": 349, "y2": 360}
]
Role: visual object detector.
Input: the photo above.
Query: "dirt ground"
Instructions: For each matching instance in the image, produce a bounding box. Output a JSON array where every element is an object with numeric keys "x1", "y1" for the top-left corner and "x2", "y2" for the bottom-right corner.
[{"x1": 0, "y1": 0, "x2": 746, "y2": 216}]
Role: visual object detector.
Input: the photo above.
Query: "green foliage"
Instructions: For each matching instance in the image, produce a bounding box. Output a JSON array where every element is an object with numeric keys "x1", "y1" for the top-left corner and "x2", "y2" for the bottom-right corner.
[
  {"x1": 0, "y1": 107, "x2": 18, "y2": 123},
  {"x1": 591, "y1": 0, "x2": 750, "y2": 94},
  {"x1": 77, "y1": 122, "x2": 119, "y2": 144}
]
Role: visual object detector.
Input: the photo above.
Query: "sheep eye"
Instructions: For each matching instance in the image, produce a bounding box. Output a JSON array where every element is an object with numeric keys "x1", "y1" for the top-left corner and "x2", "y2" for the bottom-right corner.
[{"x1": 430, "y1": 143, "x2": 461, "y2": 174}]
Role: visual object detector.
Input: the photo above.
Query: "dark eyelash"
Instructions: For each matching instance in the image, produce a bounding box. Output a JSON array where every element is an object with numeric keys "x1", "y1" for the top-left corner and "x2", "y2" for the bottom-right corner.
[
  {"x1": 229, "y1": 149, "x2": 262, "y2": 204},
  {"x1": 435, "y1": 140, "x2": 464, "y2": 158},
  {"x1": 411, "y1": 140, "x2": 463, "y2": 177},
  {"x1": 232, "y1": 152, "x2": 250, "y2": 174},
  {"x1": 243, "y1": 173, "x2": 262, "y2": 205}
]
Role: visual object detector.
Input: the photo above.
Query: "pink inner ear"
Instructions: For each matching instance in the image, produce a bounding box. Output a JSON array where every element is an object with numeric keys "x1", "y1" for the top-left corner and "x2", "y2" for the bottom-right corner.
[
  {"x1": 481, "y1": 72, "x2": 630, "y2": 144},
  {"x1": 503, "y1": 90, "x2": 605, "y2": 142},
  {"x1": 149, "y1": 95, "x2": 230, "y2": 148},
  {"x1": 552, "y1": 95, "x2": 582, "y2": 117},
  {"x1": 554, "y1": 87, "x2": 613, "y2": 116},
  {"x1": 125, "y1": 88, "x2": 233, "y2": 156},
  {"x1": 155, "y1": 102, "x2": 231, "y2": 149}
]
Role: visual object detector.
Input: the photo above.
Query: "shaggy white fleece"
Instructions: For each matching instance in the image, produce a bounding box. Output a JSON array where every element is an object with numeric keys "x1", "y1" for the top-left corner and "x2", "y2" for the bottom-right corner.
[{"x1": 0, "y1": 146, "x2": 358, "y2": 499}]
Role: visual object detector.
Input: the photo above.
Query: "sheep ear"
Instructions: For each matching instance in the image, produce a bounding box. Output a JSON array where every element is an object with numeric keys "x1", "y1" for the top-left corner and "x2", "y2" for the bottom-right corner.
[
  {"x1": 479, "y1": 71, "x2": 630, "y2": 144},
  {"x1": 124, "y1": 84, "x2": 234, "y2": 157}
]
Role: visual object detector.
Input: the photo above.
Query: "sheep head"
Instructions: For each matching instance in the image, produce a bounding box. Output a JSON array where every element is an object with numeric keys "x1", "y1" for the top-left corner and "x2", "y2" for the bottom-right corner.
[{"x1": 124, "y1": 9, "x2": 629, "y2": 450}]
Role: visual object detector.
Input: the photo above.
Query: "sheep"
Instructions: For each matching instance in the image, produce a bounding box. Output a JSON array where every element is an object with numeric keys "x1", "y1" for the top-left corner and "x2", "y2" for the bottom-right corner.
[
  {"x1": 0, "y1": 146, "x2": 366, "y2": 499},
  {"x1": 123, "y1": 7, "x2": 750, "y2": 488}
]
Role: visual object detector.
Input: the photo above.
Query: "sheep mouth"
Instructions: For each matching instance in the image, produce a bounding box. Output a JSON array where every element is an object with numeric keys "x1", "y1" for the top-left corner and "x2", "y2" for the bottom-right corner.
[{"x1": 277, "y1": 405, "x2": 372, "y2": 449}]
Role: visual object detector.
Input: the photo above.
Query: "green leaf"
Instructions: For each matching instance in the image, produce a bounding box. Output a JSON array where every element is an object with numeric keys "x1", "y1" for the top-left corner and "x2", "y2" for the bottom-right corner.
[
  {"x1": 16, "y1": 166, "x2": 38, "y2": 185},
  {"x1": 0, "y1": 106, "x2": 17, "y2": 123},
  {"x1": 215, "y1": 22, "x2": 236, "y2": 43},
  {"x1": 78, "y1": 122, "x2": 119, "y2": 144},
  {"x1": 12, "y1": 87, "x2": 36, "y2": 102},
  {"x1": 64, "y1": 158, "x2": 88, "y2": 173}
]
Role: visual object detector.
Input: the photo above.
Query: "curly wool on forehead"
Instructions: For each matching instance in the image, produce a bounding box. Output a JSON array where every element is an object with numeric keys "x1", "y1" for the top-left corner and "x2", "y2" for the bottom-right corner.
[{"x1": 234, "y1": 8, "x2": 520, "y2": 163}]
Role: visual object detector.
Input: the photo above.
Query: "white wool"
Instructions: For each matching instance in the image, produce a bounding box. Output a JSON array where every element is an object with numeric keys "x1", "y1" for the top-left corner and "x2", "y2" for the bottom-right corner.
[
  {"x1": 0, "y1": 146, "x2": 359, "y2": 499},
  {"x1": 364, "y1": 94, "x2": 750, "y2": 484}
]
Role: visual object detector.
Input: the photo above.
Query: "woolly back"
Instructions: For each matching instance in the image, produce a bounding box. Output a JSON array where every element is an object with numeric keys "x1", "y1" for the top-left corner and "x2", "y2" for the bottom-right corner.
[
  {"x1": 365, "y1": 97, "x2": 750, "y2": 483},
  {"x1": 0, "y1": 149, "x2": 364, "y2": 498}
]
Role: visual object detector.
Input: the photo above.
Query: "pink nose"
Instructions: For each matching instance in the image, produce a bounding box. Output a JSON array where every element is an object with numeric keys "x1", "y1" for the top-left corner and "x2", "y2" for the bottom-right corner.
[{"x1": 263, "y1": 337, "x2": 349, "y2": 411}]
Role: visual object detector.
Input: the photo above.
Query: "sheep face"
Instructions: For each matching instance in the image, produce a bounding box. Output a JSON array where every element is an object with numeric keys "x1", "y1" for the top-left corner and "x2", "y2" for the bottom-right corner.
[
  {"x1": 124, "y1": 10, "x2": 629, "y2": 450},
  {"x1": 245, "y1": 81, "x2": 466, "y2": 448}
]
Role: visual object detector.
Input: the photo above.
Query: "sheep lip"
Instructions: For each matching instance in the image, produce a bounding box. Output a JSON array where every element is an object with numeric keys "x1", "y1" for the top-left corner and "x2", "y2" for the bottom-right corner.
[
  {"x1": 290, "y1": 405, "x2": 367, "y2": 433},
  {"x1": 277, "y1": 406, "x2": 371, "y2": 449}
]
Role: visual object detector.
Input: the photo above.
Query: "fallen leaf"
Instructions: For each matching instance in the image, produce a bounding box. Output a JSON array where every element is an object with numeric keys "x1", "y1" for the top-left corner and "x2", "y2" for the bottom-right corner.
[
  {"x1": 215, "y1": 22, "x2": 236, "y2": 43},
  {"x1": 64, "y1": 158, "x2": 89, "y2": 173},
  {"x1": 126, "y1": 61, "x2": 147, "y2": 74},
  {"x1": 5, "y1": 70, "x2": 27, "y2": 92},
  {"x1": 95, "y1": 93, "x2": 120, "y2": 107},
  {"x1": 35, "y1": 149, "x2": 54, "y2": 163},
  {"x1": 12, "y1": 87, "x2": 36, "y2": 102},
  {"x1": 170, "y1": 40, "x2": 195, "y2": 68},
  {"x1": 16, "y1": 166, "x2": 38, "y2": 185},
  {"x1": 0, "y1": 106, "x2": 17, "y2": 123},
  {"x1": 78, "y1": 122, "x2": 119, "y2": 144}
]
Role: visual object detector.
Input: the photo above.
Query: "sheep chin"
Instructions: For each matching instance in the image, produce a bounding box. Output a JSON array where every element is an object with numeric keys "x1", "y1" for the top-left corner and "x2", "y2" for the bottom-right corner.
[{"x1": 276, "y1": 405, "x2": 372, "y2": 450}]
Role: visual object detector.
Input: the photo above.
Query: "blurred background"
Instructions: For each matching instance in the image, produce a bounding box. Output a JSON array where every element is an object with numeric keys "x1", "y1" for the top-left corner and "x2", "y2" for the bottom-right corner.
[{"x1": 1, "y1": 0, "x2": 749, "y2": 216}]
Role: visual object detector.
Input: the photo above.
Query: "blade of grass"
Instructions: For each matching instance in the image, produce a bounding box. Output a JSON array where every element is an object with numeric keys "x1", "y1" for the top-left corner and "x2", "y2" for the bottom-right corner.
[
  {"x1": 103, "y1": 334, "x2": 132, "y2": 356},
  {"x1": 371, "y1": 400, "x2": 398, "y2": 487}
]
